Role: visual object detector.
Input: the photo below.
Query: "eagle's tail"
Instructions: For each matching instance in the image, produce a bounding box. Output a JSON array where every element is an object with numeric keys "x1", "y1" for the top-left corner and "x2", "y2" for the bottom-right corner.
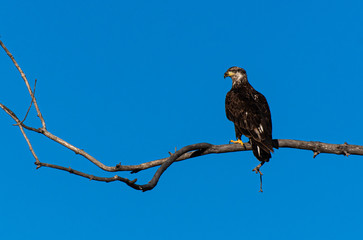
[{"x1": 250, "y1": 139, "x2": 272, "y2": 162}]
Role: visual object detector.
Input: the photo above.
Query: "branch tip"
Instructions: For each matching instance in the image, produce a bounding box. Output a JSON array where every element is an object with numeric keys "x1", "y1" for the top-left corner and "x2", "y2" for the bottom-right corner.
[
  {"x1": 168, "y1": 147, "x2": 178, "y2": 156},
  {"x1": 313, "y1": 151, "x2": 320, "y2": 158}
]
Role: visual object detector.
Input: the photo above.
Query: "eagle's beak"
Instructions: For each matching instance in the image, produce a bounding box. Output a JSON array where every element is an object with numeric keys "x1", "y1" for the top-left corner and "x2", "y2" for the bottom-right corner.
[{"x1": 224, "y1": 71, "x2": 234, "y2": 78}]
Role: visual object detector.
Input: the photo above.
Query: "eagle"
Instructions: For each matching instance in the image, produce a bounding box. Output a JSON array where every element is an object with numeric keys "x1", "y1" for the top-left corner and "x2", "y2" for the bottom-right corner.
[{"x1": 224, "y1": 66, "x2": 274, "y2": 165}]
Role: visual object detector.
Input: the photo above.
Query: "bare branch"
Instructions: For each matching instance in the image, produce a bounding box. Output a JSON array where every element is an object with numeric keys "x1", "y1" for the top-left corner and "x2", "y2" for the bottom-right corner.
[
  {"x1": 277, "y1": 139, "x2": 363, "y2": 156},
  {"x1": 35, "y1": 161, "x2": 137, "y2": 184},
  {"x1": 28, "y1": 139, "x2": 363, "y2": 192},
  {"x1": 34, "y1": 143, "x2": 213, "y2": 192},
  {"x1": 0, "y1": 40, "x2": 46, "y2": 128},
  {"x1": 2, "y1": 98, "x2": 363, "y2": 191},
  {"x1": 1, "y1": 39, "x2": 363, "y2": 192},
  {"x1": 0, "y1": 103, "x2": 40, "y2": 163}
]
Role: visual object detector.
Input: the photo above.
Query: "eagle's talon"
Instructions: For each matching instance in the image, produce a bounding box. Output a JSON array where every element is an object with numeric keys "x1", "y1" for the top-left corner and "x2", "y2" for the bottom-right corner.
[{"x1": 230, "y1": 139, "x2": 244, "y2": 147}]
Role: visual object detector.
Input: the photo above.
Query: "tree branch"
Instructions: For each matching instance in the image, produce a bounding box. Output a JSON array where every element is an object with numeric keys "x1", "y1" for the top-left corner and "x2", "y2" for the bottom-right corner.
[
  {"x1": 1, "y1": 39, "x2": 362, "y2": 192},
  {"x1": 0, "y1": 103, "x2": 40, "y2": 164},
  {"x1": 0, "y1": 40, "x2": 46, "y2": 128},
  {"x1": 31, "y1": 138, "x2": 362, "y2": 191}
]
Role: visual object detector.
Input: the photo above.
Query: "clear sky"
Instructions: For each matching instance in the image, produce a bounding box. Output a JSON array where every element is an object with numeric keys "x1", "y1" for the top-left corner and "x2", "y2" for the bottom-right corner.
[{"x1": 0, "y1": 0, "x2": 362, "y2": 239}]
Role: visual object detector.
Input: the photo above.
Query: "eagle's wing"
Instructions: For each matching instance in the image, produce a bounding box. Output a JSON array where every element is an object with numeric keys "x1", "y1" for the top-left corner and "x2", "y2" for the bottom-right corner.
[
  {"x1": 243, "y1": 90, "x2": 273, "y2": 153},
  {"x1": 226, "y1": 89, "x2": 273, "y2": 153}
]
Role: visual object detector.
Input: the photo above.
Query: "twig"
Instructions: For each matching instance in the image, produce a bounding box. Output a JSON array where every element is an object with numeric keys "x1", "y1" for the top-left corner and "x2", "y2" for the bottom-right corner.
[
  {"x1": 259, "y1": 174, "x2": 263, "y2": 192},
  {"x1": 0, "y1": 40, "x2": 46, "y2": 128},
  {"x1": 19, "y1": 79, "x2": 37, "y2": 124},
  {"x1": 252, "y1": 162, "x2": 265, "y2": 192},
  {"x1": 0, "y1": 103, "x2": 40, "y2": 163},
  {"x1": 313, "y1": 151, "x2": 320, "y2": 158}
]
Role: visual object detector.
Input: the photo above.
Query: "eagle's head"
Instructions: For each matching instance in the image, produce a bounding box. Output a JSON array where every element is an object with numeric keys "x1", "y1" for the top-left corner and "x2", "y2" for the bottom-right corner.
[{"x1": 224, "y1": 66, "x2": 247, "y2": 85}]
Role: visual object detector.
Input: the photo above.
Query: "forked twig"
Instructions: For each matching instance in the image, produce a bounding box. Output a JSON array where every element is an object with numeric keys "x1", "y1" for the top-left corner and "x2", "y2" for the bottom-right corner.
[
  {"x1": 0, "y1": 40, "x2": 46, "y2": 128},
  {"x1": 20, "y1": 79, "x2": 37, "y2": 124},
  {"x1": 0, "y1": 103, "x2": 40, "y2": 163}
]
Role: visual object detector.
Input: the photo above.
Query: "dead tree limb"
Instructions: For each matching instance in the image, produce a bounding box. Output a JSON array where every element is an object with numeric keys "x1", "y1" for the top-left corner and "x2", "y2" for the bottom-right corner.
[{"x1": 1, "y1": 39, "x2": 362, "y2": 192}]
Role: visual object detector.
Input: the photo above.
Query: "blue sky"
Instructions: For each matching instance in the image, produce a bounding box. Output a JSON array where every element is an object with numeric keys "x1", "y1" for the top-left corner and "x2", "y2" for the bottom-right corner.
[{"x1": 0, "y1": 0, "x2": 362, "y2": 239}]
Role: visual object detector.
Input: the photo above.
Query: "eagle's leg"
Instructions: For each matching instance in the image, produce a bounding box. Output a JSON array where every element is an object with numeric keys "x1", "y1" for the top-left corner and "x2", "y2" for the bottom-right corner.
[{"x1": 230, "y1": 139, "x2": 244, "y2": 147}]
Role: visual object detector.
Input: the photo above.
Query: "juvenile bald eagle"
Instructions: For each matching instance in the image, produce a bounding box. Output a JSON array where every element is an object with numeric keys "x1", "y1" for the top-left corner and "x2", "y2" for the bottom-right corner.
[{"x1": 224, "y1": 66, "x2": 274, "y2": 164}]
